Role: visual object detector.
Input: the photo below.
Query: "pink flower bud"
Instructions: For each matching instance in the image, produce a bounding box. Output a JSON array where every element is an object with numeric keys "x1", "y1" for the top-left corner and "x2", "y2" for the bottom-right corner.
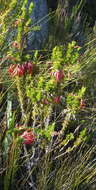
[
  {"x1": 53, "y1": 96, "x2": 61, "y2": 104},
  {"x1": 23, "y1": 62, "x2": 33, "y2": 74},
  {"x1": 21, "y1": 131, "x2": 35, "y2": 145},
  {"x1": 27, "y1": 62, "x2": 33, "y2": 74},
  {"x1": 54, "y1": 70, "x2": 64, "y2": 82},
  {"x1": 23, "y1": 62, "x2": 28, "y2": 70},
  {"x1": 20, "y1": 64, "x2": 26, "y2": 74},
  {"x1": 14, "y1": 64, "x2": 25, "y2": 77}
]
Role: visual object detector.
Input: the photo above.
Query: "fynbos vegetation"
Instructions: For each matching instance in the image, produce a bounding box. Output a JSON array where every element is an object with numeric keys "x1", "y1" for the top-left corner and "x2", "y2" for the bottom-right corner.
[{"x1": 0, "y1": 0, "x2": 96, "y2": 189}]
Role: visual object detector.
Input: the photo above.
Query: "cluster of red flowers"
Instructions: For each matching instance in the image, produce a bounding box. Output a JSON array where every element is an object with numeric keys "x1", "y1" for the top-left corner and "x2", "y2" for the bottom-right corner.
[
  {"x1": 43, "y1": 96, "x2": 61, "y2": 105},
  {"x1": 51, "y1": 70, "x2": 64, "y2": 82},
  {"x1": 8, "y1": 62, "x2": 34, "y2": 77},
  {"x1": 16, "y1": 125, "x2": 35, "y2": 145},
  {"x1": 21, "y1": 131, "x2": 35, "y2": 145}
]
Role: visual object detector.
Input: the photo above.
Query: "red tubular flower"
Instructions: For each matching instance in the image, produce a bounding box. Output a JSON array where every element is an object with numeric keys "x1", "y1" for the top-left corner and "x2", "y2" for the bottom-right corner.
[
  {"x1": 54, "y1": 70, "x2": 64, "y2": 82},
  {"x1": 21, "y1": 131, "x2": 35, "y2": 145},
  {"x1": 8, "y1": 64, "x2": 16, "y2": 75},
  {"x1": 20, "y1": 64, "x2": 26, "y2": 74},
  {"x1": 8, "y1": 62, "x2": 34, "y2": 77},
  {"x1": 53, "y1": 96, "x2": 61, "y2": 104},
  {"x1": 23, "y1": 62, "x2": 33, "y2": 74},
  {"x1": 8, "y1": 64, "x2": 25, "y2": 77},
  {"x1": 23, "y1": 62, "x2": 28, "y2": 70},
  {"x1": 13, "y1": 64, "x2": 25, "y2": 77},
  {"x1": 26, "y1": 62, "x2": 33, "y2": 74}
]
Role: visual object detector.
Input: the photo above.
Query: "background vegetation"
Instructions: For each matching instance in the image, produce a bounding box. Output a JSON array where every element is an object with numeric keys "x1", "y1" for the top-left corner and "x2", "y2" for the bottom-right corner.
[{"x1": 0, "y1": 0, "x2": 96, "y2": 189}]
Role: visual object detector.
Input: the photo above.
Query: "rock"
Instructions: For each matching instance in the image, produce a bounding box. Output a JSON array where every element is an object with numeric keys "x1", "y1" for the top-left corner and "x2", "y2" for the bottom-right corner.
[
  {"x1": 4, "y1": 0, "x2": 48, "y2": 52},
  {"x1": 26, "y1": 0, "x2": 48, "y2": 51}
]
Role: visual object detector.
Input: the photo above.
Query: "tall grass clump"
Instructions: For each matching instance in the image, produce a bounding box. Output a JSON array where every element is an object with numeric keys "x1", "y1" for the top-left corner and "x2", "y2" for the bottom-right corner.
[{"x1": 36, "y1": 144, "x2": 96, "y2": 190}]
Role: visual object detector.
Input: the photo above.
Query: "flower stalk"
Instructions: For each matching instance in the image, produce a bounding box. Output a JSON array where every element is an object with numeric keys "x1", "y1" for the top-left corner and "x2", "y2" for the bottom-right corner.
[{"x1": 16, "y1": 76, "x2": 27, "y2": 122}]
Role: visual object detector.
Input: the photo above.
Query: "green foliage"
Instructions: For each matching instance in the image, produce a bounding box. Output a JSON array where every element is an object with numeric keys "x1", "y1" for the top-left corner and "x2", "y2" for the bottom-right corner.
[
  {"x1": 61, "y1": 133, "x2": 74, "y2": 145},
  {"x1": 51, "y1": 45, "x2": 64, "y2": 69},
  {"x1": 74, "y1": 128, "x2": 87, "y2": 147},
  {"x1": 79, "y1": 128, "x2": 87, "y2": 142},
  {"x1": 78, "y1": 86, "x2": 86, "y2": 98},
  {"x1": 66, "y1": 93, "x2": 79, "y2": 111},
  {"x1": 35, "y1": 123, "x2": 55, "y2": 141},
  {"x1": 66, "y1": 86, "x2": 86, "y2": 111},
  {"x1": 65, "y1": 41, "x2": 81, "y2": 64}
]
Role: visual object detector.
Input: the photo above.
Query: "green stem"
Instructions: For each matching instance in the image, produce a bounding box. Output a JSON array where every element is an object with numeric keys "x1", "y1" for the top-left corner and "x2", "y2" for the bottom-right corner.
[{"x1": 16, "y1": 76, "x2": 27, "y2": 123}]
